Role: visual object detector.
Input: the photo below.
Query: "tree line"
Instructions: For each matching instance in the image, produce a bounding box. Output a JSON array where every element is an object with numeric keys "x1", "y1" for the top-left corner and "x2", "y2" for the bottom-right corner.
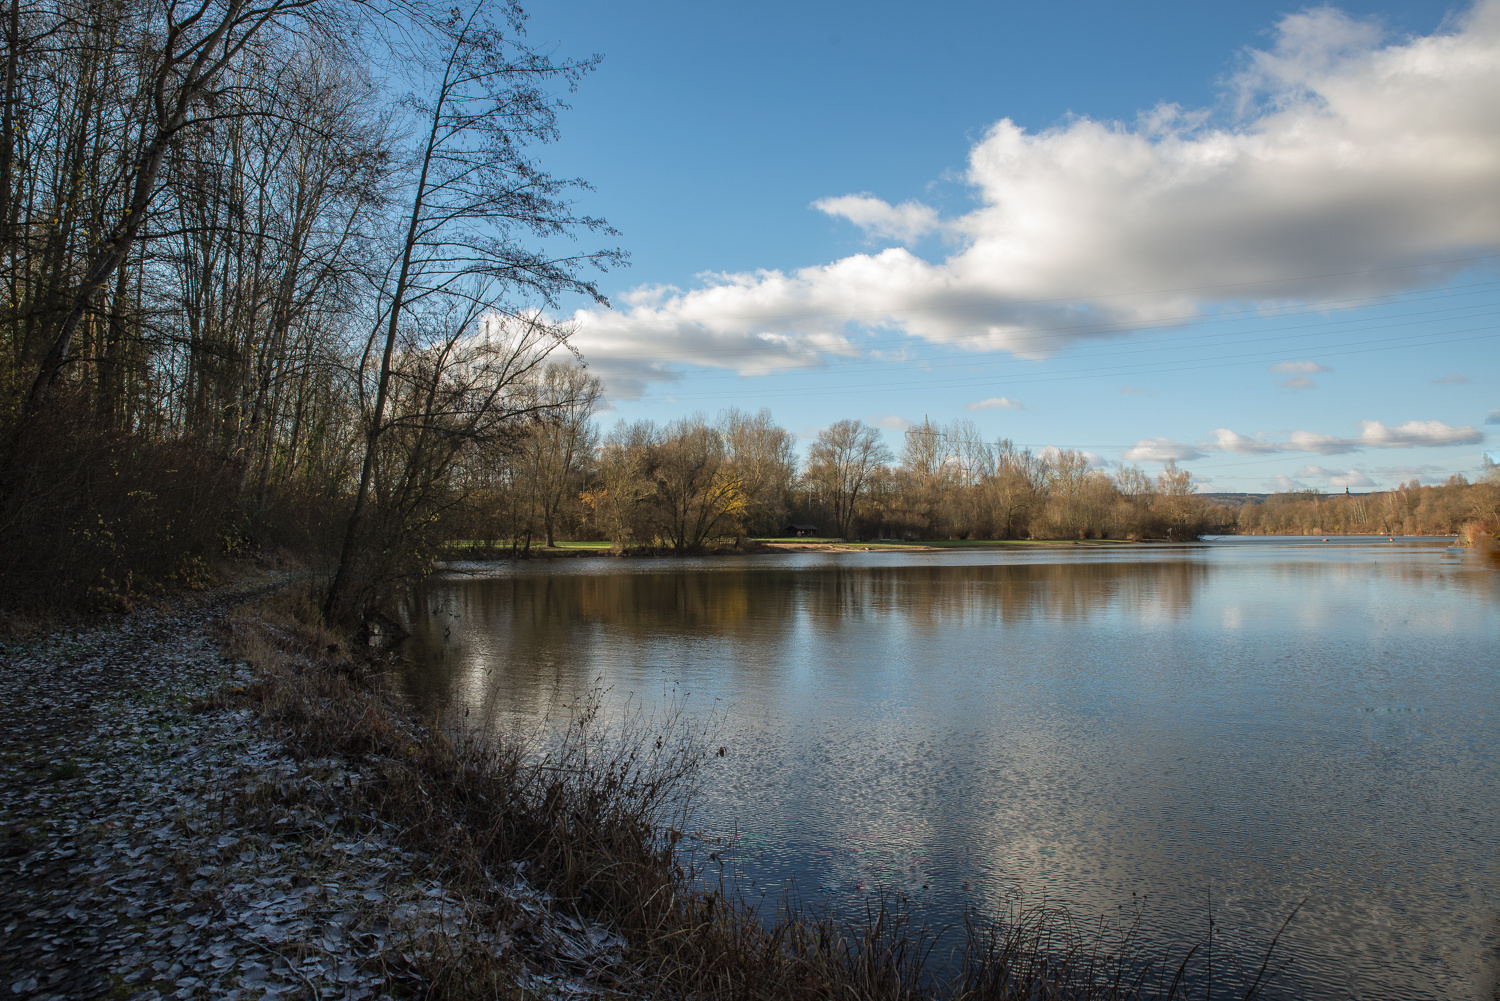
[
  {"x1": 1234, "y1": 471, "x2": 1499, "y2": 537},
  {"x1": 0, "y1": 0, "x2": 624, "y2": 619},
  {"x1": 456, "y1": 404, "x2": 1500, "y2": 552},
  {"x1": 452, "y1": 409, "x2": 1235, "y2": 551}
]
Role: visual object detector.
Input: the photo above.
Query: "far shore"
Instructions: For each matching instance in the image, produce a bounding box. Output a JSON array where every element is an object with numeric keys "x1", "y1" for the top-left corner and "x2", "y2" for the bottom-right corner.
[
  {"x1": 439, "y1": 533, "x2": 1468, "y2": 563},
  {"x1": 442, "y1": 536, "x2": 1190, "y2": 562}
]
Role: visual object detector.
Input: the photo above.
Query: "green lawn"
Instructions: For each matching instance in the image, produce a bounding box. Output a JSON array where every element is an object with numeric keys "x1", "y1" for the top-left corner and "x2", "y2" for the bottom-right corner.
[
  {"x1": 901, "y1": 538, "x2": 1135, "y2": 547},
  {"x1": 443, "y1": 539, "x2": 612, "y2": 550},
  {"x1": 444, "y1": 537, "x2": 1144, "y2": 555},
  {"x1": 751, "y1": 537, "x2": 1137, "y2": 548}
]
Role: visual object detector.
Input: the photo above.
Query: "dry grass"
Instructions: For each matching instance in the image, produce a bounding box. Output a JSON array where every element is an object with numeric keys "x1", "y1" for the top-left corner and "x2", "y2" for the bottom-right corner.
[
  {"x1": 222, "y1": 587, "x2": 1303, "y2": 1000},
  {"x1": 1459, "y1": 516, "x2": 1499, "y2": 549}
]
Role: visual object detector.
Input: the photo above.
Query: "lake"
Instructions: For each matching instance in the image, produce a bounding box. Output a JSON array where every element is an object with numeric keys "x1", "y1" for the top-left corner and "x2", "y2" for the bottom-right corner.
[{"x1": 399, "y1": 539, "x2": 1500, "y2": 1000}]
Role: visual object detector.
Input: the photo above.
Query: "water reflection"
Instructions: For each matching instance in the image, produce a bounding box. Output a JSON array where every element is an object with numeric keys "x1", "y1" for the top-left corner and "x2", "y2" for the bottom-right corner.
[{"x1": 400, "y1": 544, "x2": 1500, "y2": 1001}]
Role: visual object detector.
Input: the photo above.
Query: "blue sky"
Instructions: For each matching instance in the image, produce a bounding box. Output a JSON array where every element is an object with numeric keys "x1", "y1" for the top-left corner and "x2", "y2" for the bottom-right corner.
[{"x1": 519, "y1": 0, "x2": 1499, "y2": 491}]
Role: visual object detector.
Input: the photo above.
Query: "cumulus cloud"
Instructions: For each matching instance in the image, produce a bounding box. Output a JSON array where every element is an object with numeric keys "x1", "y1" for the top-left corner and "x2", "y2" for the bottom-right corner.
[
  {"x1": 872, "y1": 415, "x2": 913, "y2": 431},
  {"x1": 1371, "y1": 463, "x2": 1447, "y2": 482},
  {"x1": 1271, "y1": 361, "x2": 1330, "y2": 389},
  {"x1": 1209, "y1": 419, "x2": 1480, "y2": 454},
  {"x1": 1296, "y1": 464, "x2": 1377, "y2": 488},
  {"x1": 1123, "y1": 438, "x2": 1206, "y2": 463},
  {"x1": 1040, "y1": 446, "x2": 1110, "y2": 468},
  {"x1": 1265, "y1": 473, "x2": 1310, "y2": 491},
  {"x1": 1290, "y1": 431, "x2": 1354, "y2": 454},
  {"x1": 965, "y1": 396, "x2": 1023, "y2": 411},
  {"x1": 1487, "y1": 408, "x2": 1500, "y2": 424},
  {"x1": 813, "y1": 194, "x2": 942, "y2": 244},
  {"x1": 1357, "y1": 419, "x2": 1483, "y2": 447},
  {"x1": 1210, "y1": 428, "x2": 1281, "y2": 454},
  {"x1": 570, "y1": 3, "x2": 1500, "y2": 394}
]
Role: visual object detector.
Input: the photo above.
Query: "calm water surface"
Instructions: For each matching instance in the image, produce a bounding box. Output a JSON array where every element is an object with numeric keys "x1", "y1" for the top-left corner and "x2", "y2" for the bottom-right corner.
[{"x1": 399, "y1": 539, "x2": 1500, "y2": 1000}]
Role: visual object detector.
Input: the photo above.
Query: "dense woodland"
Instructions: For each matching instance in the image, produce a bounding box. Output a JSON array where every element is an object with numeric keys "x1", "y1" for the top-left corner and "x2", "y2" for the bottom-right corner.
[
  {"x1": 0, "y1": 0, "x2": 1493, "y2": 621},
  {"x1": 0, "y1": 0, "x2": 623, "y2": 618}
]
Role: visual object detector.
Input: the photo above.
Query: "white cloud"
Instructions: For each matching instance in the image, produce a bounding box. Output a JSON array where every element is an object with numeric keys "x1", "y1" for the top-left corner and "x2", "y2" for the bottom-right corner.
[
  {"x1": 1372, "y1": 463, "x2": 1448, "y2": 483},
  {"x1": 1265, "y1": 473, "x2": 1310, "y2": 491},
  {"x1": 1119, "y1": 384, "x2": 1154, "y2": 396},
  {"x1": 1271, "y1": 361, "x2": 1329, "y2": 389},
  {"x1": 1431, "y1": 373, "x2": 1470, "y2": 384},
  {"x1": 1039, "y1": 446, "x2": 1110, "y2": 468},
  {"x1": 1356, "y1": 419, "x2": 1483, "y2": 447},
  {"x1": 1288, "y1": 430, "x2": 1357, "y2": 454},
  {"x1": 1210, "y1": 428, "x2": 1281, "y2": 454},
  {"x1": 1209, "y1": 419, "x2": 1480, "y2": 454},
  {"x1": 1123, "y1": 438, "x2": 1206, "y2": 463},
  {"x1": 1296, "y1": 464, "x2": 1377, "y2": 488},
  {"x1": 570, "y1": 2, "x2": 1500, "y2": 393},
  {"x1": 1486, "y1": 407, "x2": 1500, "y2": 424},
  {"x1": 965, "y1": 396, "x2": 1023, "y2": 411},
  {"x1": 872, "y1": 415, "x2": 913, "y2": 431},
  {"x1": 813, "y1": 194, "x2": 942, "y2": 244}
]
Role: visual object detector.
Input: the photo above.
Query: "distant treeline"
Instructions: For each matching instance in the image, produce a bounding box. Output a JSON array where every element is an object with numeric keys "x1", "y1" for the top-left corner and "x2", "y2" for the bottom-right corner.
[
  {"x1": 456, "y1": 410, "x2": 1231, "y2": 550},
  {"x1": 459, "y1": 407, "x2": 1500, "y2": 552},
  {"x1": 1235, "y1": 475, "x2": 1499, "y2": 537}
]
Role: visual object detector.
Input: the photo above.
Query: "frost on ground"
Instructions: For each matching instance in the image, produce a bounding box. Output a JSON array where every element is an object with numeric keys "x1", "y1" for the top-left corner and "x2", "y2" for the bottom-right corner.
[{"x1": 0, "y1": 587, "x2": 629, "y2": 1000}]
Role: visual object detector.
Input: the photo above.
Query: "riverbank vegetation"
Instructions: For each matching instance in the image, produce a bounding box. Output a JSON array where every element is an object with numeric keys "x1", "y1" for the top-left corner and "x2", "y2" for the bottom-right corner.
[
  {"x1": 454, "y1": 409, "x2": 1499, "y2": 556},
  {"x1": 455, "y1": 412, "x2": 1241, "y2": 555},
  {"x1": 1233, "y1": 473, "x2": 1499, "y2": 537}
]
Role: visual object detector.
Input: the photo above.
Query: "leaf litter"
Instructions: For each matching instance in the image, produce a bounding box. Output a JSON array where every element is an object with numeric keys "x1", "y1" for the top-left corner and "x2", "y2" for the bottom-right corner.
[{"x1": 0, "y1": 580, "x2": 635, "y2": 1000}]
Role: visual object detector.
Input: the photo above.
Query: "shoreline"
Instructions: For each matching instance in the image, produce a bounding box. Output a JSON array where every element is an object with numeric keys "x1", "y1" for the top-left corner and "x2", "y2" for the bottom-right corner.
[
  {"x1": 439, "y1": 532, "x2": 1464, "y2": 564},
  {"x1": 442, "y1": 537, "x2": 1187, "y2": 562},
  {"x1": 0, "y1": 572, "x2": 642, "y2": 999}
]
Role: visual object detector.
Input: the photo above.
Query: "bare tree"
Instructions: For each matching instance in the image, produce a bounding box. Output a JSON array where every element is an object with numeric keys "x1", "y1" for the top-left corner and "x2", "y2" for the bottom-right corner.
[
  {"x1": 589, "y1": 418, "x2": 654, "y2": 548},
  {"x1": 519, "y1": 360, "x2": 600, "y2": 546},
  {"x1": 720, "y1": 406, "x2": 794, "y2": 537},
  {"x1": 806, "y1": 418, "x2": 891, "y2": 540},
  {"x1": 984, "y1": 439, "x2": 1045, "y2": 539},
  {"x1": 649, "y1": 415, "x2": 743, "y2": 552},
  {"x1": 21, "y1": 0, "x2": 344, "y2": 418},
  {"x1": 1155, "y1": 458, "x2": 1199, "y2": 540},
  {"x1": 324, "y1": 4, "x2": 623, "y2": 621}
]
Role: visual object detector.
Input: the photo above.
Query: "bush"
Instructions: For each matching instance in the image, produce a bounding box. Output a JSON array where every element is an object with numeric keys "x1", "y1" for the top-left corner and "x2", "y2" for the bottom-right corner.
[{"x1": 0, "y1": 403, "x2": 239, "y2": 614}]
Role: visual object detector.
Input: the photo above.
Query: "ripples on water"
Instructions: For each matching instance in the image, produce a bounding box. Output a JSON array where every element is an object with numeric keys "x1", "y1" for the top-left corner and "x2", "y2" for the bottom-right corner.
[{"x1": 399, "y1": 539, "x2": 1500, "y2": 1000}]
